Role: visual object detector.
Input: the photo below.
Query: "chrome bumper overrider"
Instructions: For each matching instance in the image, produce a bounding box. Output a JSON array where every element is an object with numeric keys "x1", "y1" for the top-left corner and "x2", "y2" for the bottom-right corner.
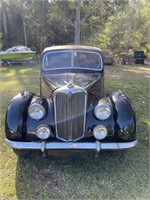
[{"x1": 5, "y1": 139, "x2": 138, "y2": 153}]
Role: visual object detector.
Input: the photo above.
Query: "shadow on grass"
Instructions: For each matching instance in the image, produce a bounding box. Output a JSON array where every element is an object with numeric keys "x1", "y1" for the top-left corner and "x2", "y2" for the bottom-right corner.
[{"x1": 15, "y1": 141, "x2": 149, "y2": 200}]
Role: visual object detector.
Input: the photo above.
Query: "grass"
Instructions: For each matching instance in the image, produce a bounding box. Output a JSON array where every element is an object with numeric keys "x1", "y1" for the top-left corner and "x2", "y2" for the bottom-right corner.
[{"x1": 0, "y1": 63, "x2": 149, "y2": 200}]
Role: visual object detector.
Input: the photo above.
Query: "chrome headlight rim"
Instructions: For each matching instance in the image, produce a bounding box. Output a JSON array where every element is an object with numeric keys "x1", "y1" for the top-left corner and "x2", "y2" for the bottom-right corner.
[
  {"x1": 94, "y1": 100, "x2": 111, "y2": 120},
  {"x1": 93, "y1": 125, "x2": 108, "y2": 140},
  {"x1": 28, "y1": 102, "x2": 45, "y2": 120},
  {"x1": 36, "y1": 125, "x2": 51, "y2": 140}
]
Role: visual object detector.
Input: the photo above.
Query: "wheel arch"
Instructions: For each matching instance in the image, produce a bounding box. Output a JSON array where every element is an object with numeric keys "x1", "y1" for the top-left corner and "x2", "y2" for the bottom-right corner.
[
  {"x1": 5, "y1": 91, "x2": 35, "y2": 141},
  {"x1": 108, "y1": 91, "x2": 136, "y2": 141}
]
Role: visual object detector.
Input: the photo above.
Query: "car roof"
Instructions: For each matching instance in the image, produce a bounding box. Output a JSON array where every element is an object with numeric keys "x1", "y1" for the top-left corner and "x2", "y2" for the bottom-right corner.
[{"x1": 43, "y1": 45, "x2": 103, "y2": 54}]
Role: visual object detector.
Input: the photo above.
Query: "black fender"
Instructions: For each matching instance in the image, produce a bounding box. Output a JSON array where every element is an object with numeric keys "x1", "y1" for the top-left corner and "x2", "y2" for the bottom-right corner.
[
  {"x1": 5, "y1": 91, "x2": 35, "y2": 141},
  {"x1": 109, "y1": 91, "x2": 136, "y2": 141},
  {"x1": 26, "y1": 96, "x2": 55, "y2": 141},
  {"x1": 86, "y1": 91, "x2": 136, "y2": 142}
]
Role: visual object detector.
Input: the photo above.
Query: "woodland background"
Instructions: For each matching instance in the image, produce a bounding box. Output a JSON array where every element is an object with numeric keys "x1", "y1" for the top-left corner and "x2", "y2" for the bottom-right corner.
[{"x1": 0, "y1": 0, "x2": 150, "y2": 57}]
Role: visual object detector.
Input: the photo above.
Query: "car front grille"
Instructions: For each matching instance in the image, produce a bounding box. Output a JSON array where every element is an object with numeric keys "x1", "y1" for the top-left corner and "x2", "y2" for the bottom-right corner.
[{"x1": 53, "y1": 85, "x2": 87, "y2": 141}]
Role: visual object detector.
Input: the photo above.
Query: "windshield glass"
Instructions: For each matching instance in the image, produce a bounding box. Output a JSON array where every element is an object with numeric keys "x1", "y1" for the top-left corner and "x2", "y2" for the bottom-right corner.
[{"x1": 43, "y1": 50, "x2": 102, "y2": 70}]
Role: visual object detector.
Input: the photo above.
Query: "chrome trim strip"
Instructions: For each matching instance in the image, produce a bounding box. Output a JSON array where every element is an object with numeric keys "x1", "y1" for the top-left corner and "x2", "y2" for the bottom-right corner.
[{"x1": 5, "y1": 139, "x2": 138, "y2": 152}]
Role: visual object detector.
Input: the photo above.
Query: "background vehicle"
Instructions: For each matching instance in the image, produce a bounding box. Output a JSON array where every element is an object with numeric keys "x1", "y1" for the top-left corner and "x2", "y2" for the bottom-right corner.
[
  {"x1": 0, "y1": 46, "x2": 36, "y2": 66},
  {"x1": 5, "y1": 45, "x2": 137, "y2": 157},
  {"x1": 134, "y1": 51, "x2": 145, "y2": 64},
  {"x1": 104, "y1": 56, "x2": 114, "y2": 65},
  {"x1": 121, "y1": 51, "x2": 146, "y2": 65}
]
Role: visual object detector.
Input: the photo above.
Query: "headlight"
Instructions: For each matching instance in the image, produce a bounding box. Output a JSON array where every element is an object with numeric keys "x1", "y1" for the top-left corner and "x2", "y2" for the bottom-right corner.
[
  {"x1": 28, "y1": 103, "x2": 45, "y2": 120},
  {"x1": 94, "y1": 100, "x2": 111, "y2": 120},
  {"x1": 37, "y1": 126, "x2": 51, "y2": 139},
  {"x1": 93, "y1": 125, "x2": 107, "y2": 140}
]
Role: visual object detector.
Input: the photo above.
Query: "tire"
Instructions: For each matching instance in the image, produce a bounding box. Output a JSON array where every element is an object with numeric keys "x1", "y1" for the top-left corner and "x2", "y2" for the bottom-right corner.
[
  {"x1": 3, "y1": 61, "x2": 8, "y2": 66},
  {"x1": 13, "y1": 148, "x2": 32, "y2": 157}
]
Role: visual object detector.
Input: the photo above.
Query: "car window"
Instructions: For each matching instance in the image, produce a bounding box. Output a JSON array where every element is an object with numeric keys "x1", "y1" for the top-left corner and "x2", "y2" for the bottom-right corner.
[
  {"x1": 12, "y1": 48, "x2": 19, "y2": 52},
  {"x1": 44, "y1": 52, "x2": 72, "y2": 69},
  {"x1": 73, "y1": 52, "x2": 101, "y2": 69},
  {"x1": 43, "y1": 51, "x2": 102, "y2": 70}
]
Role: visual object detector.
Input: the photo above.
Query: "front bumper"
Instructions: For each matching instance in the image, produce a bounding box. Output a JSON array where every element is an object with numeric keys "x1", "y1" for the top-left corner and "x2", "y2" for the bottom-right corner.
[{"x1": 5, "y1": 139, "x2": 138, "y2": 153}]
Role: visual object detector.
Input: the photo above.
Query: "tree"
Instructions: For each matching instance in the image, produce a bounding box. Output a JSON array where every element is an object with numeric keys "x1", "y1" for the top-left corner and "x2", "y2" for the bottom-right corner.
[
  {"x1": 75, "y1": 0, "x2": 81, "y2": 44},
  {"x1": 91, "y1": 0, "x2": 150, "y2": 56},
  {"x1": 20, "y1": 0, "x2": 27, "y2": 46},
  {"x1": 0, "y1": 0, "x2": 149, "y2": 56},
  {"x1": 1, "y1": 0, "x2": 8, "y2": 37}
]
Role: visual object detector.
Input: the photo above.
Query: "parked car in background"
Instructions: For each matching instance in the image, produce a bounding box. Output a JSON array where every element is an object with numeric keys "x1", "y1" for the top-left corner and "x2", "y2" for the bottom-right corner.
[
  {"x1": 121, "y1": 51, "x2": 146, "y2": 65},
  {"x1": 5, "y1": 45, "x2": 138, "y2": 157},
  {"x1": 134, "y1": 51, "x2": 145, "y2": 64}
]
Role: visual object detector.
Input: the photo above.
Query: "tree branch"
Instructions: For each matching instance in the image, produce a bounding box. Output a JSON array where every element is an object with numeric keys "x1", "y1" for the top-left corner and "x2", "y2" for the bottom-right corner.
[{"x1": 81, "y1": 1, "x2": 101, "y2": 24}]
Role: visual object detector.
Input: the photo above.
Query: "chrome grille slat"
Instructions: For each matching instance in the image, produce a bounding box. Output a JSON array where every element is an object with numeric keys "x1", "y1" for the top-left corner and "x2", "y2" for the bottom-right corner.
[{"x1": 53, "y1": 85, "x2": 87, "y2": 141}]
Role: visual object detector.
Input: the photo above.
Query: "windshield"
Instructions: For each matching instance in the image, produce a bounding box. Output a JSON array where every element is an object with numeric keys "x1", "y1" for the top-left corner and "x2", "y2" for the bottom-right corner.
[{"x1": 43, "y1": 50, "x2": 102, "y2": 70}]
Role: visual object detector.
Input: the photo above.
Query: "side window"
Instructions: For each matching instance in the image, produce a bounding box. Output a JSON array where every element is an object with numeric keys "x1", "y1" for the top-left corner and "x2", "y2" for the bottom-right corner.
[{"x1": 12, "y1": 48, "x2": 19, "y2": 52}]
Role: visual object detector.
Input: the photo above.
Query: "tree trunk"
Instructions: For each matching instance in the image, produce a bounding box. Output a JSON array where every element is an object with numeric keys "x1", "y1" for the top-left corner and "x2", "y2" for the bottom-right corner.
[
  {"x1": 20, "y1": 0, "x2": 27, "y2": 46},
  {"x1": 40, "y1": 0, "x2": 45, "y2": 53},
  {"x1": 75, "y1": 0, "x2": 81, "y2": 45},
  {"x1": 2, "y1": 1, "x2": 8, "y2": 36}
]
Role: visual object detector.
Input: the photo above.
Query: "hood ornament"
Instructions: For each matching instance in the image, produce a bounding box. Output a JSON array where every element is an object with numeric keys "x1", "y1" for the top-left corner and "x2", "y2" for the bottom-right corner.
[
  {"x1": 67, "y1": 82, "x2": 74, "y2": 89},
  {"x1": 64, "y1": 81, "x2": 74, "y2": 89}
]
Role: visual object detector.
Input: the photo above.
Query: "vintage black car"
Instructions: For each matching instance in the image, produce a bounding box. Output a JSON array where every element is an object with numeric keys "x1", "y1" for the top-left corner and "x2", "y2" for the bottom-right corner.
[{"x1": 5, "y1": 45, "x2": 138, "y2": 157}]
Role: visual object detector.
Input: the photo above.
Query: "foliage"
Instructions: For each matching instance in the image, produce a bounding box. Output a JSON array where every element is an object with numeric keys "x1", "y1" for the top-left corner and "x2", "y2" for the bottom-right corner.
[
  {"x1": 0, "y1": 0, "x2": 149, "y2": 55},
  {"x1": 91, "y1": 0, "x2": 150, "y2": 56}
]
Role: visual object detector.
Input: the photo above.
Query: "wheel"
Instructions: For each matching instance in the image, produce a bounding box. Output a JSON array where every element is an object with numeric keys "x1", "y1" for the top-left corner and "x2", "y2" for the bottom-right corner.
[
  {"x1": 3, "y1": 61, "x2": 8, "y2": 66},
  {"x1": 13, "y1": 148, "x2": 32, "y2": 157}
]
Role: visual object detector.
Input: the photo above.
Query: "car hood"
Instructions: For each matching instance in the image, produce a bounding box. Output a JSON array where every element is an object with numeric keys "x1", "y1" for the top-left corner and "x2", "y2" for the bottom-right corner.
[{"x1": 42, "y1": 72, "x2": 102, "y2": 90}]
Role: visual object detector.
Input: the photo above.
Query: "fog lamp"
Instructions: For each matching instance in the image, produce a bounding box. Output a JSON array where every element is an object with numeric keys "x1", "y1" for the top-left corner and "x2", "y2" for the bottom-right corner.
[
  {"x1": 37, "y1": 126, "x2": 51, "y2": 139},
  {"x1": 93, "y1": 125, "x2": 108, "y2": 140}
]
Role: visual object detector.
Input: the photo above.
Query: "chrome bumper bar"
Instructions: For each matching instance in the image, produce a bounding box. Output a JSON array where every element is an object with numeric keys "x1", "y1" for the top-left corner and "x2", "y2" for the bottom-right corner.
[{"x1": 5, "y1": 139, "x2": 138, "y2": 153}]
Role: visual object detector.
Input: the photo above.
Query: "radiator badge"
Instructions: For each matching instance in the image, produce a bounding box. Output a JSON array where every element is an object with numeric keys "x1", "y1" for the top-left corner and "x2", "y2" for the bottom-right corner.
[{"x1": 69, "y1": 143, "x2": 77, "y2": 148}]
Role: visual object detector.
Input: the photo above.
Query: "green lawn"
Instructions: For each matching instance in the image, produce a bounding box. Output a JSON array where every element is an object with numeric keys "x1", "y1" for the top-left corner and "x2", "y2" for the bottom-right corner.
[{"x1": 0, "y1": 63, "x2": 149, "y2": 200}]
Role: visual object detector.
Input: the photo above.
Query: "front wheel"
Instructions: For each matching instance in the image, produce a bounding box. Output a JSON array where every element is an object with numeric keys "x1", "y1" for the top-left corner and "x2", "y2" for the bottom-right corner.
[
  {"x1": 1, "y1": 61, "x2": 8, "y2": 66},
  {"x1": 13, "y1": 148, "x2": 32, "y2": 157}
]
